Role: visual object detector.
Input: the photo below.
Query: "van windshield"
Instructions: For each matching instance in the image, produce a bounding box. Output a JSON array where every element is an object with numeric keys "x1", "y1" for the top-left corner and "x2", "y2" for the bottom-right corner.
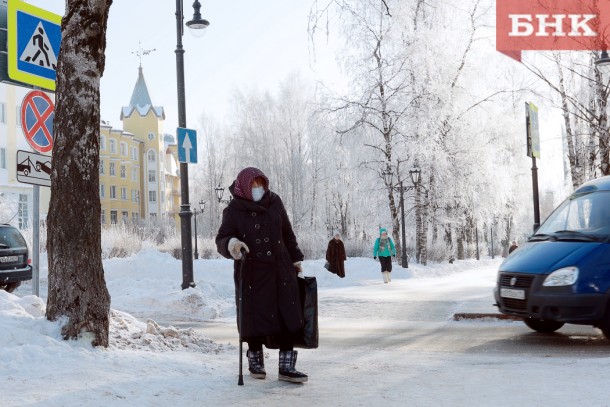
[{"x1": 534, "y1": 191, "x2": 610, "y2": 240}]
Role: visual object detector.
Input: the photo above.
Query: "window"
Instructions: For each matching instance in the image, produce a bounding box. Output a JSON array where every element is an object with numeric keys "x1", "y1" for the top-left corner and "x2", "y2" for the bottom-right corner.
[
  {"x1": 149, "y1": 213, "x2": 157, "y2": 218},
  {"x1": 109, "y1": 139, "x2": 117, "y2": 154},
  {"x1": 110, "y1": 185, "x2": 117, "y2": 199},
  {"x1": 148, "y1": 170, "x2": 156, "y2": 183},
  {"x1": 120, "y1": 142, "x2": 127, "y2": 156},
  {"x1": 132, "y1": 213, "x2": 139, "y2": 221},
  {"x1": 131, "y1": 146, "x2": 138, "y2": 161},
  {"x1": 122, "y1": 211, "x2": 128, "y2": 222},
  {"x1": 110, "y1": 210, "x2": 118, "y2": 224},
  {"x1": 0, "y1": 148, "x2": 5, "y2": 169},
  {"x1": 148, "y1": 132, "x2": 155, "y2": 141},
  {"x1": 131, "y1": 168, "x2": 137, "y2": 182},
  {"x1": 100, "y1": 135, "x2": 106, "y2": 150},
  {"x1": 99, "y1": 160, "x2": 105, "y2": 174},
  {"x1": 148, "y1": 150, "x2": 156, "y2": 162},
  {"x1": 120, "y1": 165, "x2": 126, "y2": 178},
  {"x1": 100, "y1": 184, "x2": 105, "y2": 198},
  {"x1": 109, "y1": 162, "x2": 116, "y2": 176},
  {"x1": 149, "y1": 191, "x2": 156, "y2": 202},
  {"x1": 0, "y1": 102, "x2": 6, "y2": 124},
  {"x1": 101, "y1": 210, "x2": 106, "y2": 224},
  {"x1": 18, "y1": 194, "x2": 29, "y2": 229},
  {"x1": 131, "y1": 189, "x2": 137, "y2": 202},
  {"x1": 121, "y1": 187, "x2": 127, "y2": 200}
]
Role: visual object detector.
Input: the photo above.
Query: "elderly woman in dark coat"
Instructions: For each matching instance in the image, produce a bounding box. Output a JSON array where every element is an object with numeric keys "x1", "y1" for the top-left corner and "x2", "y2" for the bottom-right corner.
[
  {"x1": 326, "y1": 230, "x2": 346, "y2": 278},
  {"x1": 215, "y1": 167, "x2": 308, "y2": 383}
]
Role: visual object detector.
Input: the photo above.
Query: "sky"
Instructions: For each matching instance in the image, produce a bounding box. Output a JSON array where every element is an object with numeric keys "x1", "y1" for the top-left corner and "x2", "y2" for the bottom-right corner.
[
  {"x1": 4, "y1": 251, "x2": 610, "y2": 406},
  {"x1": 26, "y1": 0, "x2": 337, "y2": 132}
]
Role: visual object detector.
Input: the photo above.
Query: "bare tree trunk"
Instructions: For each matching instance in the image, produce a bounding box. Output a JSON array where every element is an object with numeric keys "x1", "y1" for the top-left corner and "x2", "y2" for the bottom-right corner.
[
  {"x1": 420, "y1": 189, "x2": 429, "y2": 266},
  {"x1": 457, "y1": 227, "x2": 465, "y2": 261},
  {"x1": 415, "y1": 185, "x2": 422, "y2": 264},
  {"x1": 46, "y1": 0, "x2": 113, "y2": 347},
  {"x1": 556, "y1": 57, "x2": 581, "y2": 188}
]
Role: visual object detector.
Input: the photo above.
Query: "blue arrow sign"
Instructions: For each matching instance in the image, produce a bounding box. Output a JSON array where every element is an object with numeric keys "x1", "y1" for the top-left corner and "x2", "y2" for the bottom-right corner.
[{"x1": 177, "y1": 127, "x2": 197, "y2": 164}]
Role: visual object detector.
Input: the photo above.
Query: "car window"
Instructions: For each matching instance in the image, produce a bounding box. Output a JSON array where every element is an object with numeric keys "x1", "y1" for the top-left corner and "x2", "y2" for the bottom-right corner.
[
  {"x1": 537, "y1": 191, "x2": 610, "y2": 236},
  {"x1": 0, "y1": 227, "x2": 27, "y2": 248}
]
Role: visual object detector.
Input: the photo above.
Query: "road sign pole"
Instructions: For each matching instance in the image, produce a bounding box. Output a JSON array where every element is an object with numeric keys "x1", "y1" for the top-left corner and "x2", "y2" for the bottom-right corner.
[{"x1": 32, "y1": 185, "x2": 40, "y2": 296}]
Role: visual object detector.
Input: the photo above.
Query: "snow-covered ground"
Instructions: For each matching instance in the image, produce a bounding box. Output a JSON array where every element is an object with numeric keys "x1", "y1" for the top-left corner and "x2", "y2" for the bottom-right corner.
[{"x1": 3, "y1": 251, "x2": 610, "y2": 406}]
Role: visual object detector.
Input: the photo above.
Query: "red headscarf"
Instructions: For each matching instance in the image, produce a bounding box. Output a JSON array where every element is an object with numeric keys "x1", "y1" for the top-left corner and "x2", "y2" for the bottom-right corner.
[{"x1": 233, "y1": 167, "x2": 269, "y2": 201}]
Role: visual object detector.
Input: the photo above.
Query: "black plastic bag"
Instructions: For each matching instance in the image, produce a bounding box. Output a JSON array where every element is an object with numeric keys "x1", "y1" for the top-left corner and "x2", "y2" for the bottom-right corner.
[
  {"x1": 324, "y1": 261, "x2": 336, "y2": 274},
  {"x1": 265, "y1": 276, "x2": 318, "y2": 349},
  {"x1": 294, "y1": 276, "x2": 318, "y2": 349}
]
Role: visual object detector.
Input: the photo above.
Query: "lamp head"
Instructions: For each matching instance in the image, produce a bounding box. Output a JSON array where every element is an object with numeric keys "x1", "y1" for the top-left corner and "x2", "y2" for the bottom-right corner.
[
  {"x1": 186, "y1": 0, "x2": 210, "y2": 37},
  {"x1": 409, "y1": 168, "x2": 421, "y2": 186},
  {"x1": 382, "y1": 169, "x2": 393, "y2": 186},
  {"x1": 214, "y1": 185, "x2": 224, "y2": 202}
]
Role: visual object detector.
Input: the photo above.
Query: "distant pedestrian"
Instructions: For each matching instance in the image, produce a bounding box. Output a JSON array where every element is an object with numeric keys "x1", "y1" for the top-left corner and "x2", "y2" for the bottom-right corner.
[
  {"x1": 509, "y1": 241, "x2": 518, "y2": 254},
  {"x1": 373, "y1": 228, "x2": 396, "y2": 283},
  {"x1": 326, "y1": 230, "x2": 346, "y2": 278}
]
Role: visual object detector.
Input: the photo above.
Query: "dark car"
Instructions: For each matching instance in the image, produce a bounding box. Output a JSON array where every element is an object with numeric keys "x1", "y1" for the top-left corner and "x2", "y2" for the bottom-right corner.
[
  {"x1": 495, "y1": 175, "x2": 610, "y2": 339},
  {"x1": 0, "y1": 224, "x2": 32, "y2": 293}
]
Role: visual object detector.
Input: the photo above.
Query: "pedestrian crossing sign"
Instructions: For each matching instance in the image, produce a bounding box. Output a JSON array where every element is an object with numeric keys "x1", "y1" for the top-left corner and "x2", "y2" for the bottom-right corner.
[{"x1": 7, "y1": 0, "x2": 62, "y2": 91}]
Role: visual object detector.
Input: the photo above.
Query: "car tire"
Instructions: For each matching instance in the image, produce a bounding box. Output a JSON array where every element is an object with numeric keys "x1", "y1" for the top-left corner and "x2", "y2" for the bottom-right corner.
[
  {"x1": 2, "y1": 281, "x2": 21, "y2": 293},
  {"x1": 523, "y1": 317, "x2": 564, "y2": 333}
]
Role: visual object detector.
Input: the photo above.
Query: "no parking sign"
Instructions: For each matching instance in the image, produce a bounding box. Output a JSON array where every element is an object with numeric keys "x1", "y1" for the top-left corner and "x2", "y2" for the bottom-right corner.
[{"x1": 21, "y1": 90, "x2": 54, "y2": 153}]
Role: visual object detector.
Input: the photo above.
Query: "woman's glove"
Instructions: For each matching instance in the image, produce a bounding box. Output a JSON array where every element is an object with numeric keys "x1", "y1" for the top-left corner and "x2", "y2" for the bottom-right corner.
[
  {"x1": 294, "y1": 262, "x2": 305, "y2": 278},
  {"x1": 228, "y1": 238, "x2": 249, "y2": 260}
]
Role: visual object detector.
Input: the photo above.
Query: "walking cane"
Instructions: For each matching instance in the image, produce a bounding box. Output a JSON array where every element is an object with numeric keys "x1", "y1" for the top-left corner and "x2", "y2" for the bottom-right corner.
[{"x1": 238, "y1": 248, "x2": 246, "y2": 386}]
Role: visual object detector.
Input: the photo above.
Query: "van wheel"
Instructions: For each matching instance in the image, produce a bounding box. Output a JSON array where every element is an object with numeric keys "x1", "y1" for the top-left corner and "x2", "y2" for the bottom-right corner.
[
  {"x1": 523, "y1": 317, "x2": 564, "y2": 333},
  {"x1": 598, "y1": 304, "x2": 610, "y2": 340}
]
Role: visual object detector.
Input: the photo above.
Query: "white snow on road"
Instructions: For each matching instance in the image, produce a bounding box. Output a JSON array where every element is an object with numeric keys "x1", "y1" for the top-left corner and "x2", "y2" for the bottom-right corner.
[{"x1": 2, "y1": 251, "x2": 610, "y2": 406}]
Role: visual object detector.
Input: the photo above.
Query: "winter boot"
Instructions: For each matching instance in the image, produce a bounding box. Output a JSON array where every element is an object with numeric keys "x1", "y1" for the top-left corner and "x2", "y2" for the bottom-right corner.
[
  {"x1": 278, "y1": 350, "x2": 308, "y2": 383},
  {"x1": 387, "y1": 272, "x2": 392, "y2": 282},
  {"x1": 247, "y1": 349, "x2": 266, "y2": 379},
  {"x1": 383, "y1": 271, "x2": 389, "y2": 283}
]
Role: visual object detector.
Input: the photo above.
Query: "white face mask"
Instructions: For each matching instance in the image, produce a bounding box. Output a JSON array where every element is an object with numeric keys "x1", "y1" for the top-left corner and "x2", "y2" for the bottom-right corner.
[{"x1": 252, "y1": 186, "x2": 265, "y2": 202}]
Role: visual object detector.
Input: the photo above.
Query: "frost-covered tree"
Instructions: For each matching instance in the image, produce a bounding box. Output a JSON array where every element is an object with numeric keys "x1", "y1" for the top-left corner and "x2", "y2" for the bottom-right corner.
[{"x1": 46, "y1": 0, "x2": 112, "y2": 347}]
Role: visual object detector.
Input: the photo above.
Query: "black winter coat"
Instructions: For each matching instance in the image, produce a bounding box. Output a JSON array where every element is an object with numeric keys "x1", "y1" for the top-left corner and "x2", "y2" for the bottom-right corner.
[
  {"x1": 326, "y1": 239, "x2": 346, "y2": 278},
  {"x1": 216, "y1": 186, "x2": 305, "y2": 338}
]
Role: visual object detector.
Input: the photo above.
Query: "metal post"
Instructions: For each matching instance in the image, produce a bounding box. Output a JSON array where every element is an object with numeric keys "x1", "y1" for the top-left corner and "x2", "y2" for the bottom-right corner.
[
  {"x1": 32, "y1": 185, "x2": 40, "y2": 296},
  {"x1": 491, "y1": 224, "x2": 494, "y2": 259},
  {"x1": 176, "y1": 0, "x2": 194, "y2": 289},
  {"x1": 399, "y1": 181, "x2": 408, "y2": 268},
  {"x1": 475, "y1": 226, "x2": 479, "y2": 260},
  {"x1": 532, "y1": 155, "x2": 541, "y2": 232},
  {"x1": 194, "y1": 209, "x2": 199, "y2": 260}
]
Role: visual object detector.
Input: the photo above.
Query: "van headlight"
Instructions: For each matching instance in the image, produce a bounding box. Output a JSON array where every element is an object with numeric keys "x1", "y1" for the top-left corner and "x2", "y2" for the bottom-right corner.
[{"x1": 543, "y1": 267, "x2": 579, "y2": 286}]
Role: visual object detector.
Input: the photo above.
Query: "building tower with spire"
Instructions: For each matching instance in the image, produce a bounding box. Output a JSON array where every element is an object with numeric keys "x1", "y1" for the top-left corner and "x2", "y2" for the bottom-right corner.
[
  {"x1": 121, "y1": 66, "x2": 180, "y2": 223},
  {"x1": 98, "y1": 65, "x2": 180, "y2": 226}
]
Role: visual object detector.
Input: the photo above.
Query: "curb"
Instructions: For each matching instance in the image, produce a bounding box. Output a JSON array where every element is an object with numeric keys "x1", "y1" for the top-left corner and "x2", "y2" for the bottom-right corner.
[{"x1": 452, "y1": 312, "x2": 521, "y2": 321}]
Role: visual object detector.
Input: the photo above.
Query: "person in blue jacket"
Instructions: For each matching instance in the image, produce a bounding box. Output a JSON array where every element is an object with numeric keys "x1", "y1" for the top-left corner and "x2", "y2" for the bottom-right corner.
[{"x1": 373, "y1": 228, "x2": 396, "y2": 283}]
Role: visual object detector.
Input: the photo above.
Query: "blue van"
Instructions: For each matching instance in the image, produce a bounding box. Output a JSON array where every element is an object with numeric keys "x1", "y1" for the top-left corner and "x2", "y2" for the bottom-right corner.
[{"x1": 494, "y1": 175, "x2": 610, "y2": 338}]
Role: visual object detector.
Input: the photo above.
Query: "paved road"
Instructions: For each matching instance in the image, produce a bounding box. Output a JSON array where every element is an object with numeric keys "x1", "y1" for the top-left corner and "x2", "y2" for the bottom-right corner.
[{"x1": 162, "y1": 298, "x2": 610, "y2": 358}]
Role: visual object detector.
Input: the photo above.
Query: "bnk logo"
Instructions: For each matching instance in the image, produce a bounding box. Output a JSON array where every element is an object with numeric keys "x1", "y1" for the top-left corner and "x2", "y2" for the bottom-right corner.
[{"x1": 497, "y1": 0, "x2": 610, "y2": 61}]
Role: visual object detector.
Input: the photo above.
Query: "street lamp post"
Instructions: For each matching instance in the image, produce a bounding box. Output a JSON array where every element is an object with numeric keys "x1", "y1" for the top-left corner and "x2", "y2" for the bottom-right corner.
[
  {"x1": 215, "y1": 184, "x2": 232, "y2": 204},
  {"x1": 193, "y1": 200, "x2": 205, "y2": 260},
  {"x1": 175, "y1": 0, "x2": 209, "y2": 289}
]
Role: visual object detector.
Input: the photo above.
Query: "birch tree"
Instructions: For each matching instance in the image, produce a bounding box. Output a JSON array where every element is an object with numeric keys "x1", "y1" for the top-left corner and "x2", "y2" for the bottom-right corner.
[{"x1": 46, "y1": 0, "x2": 112, "y2": 347}]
